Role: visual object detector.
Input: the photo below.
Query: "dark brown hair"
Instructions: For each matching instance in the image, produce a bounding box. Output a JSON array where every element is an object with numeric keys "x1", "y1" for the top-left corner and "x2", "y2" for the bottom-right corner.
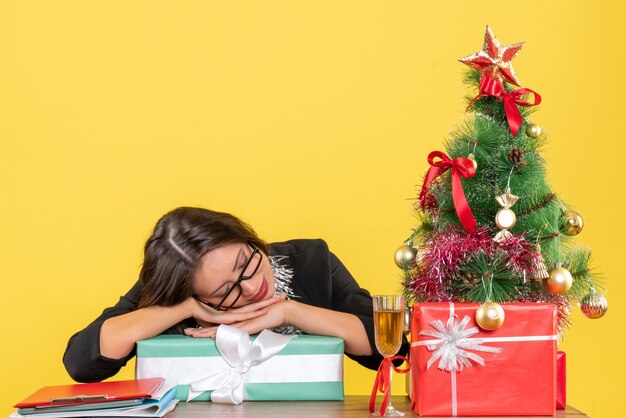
[{"x1": 137, "y1": 207, "x2": 267, "y2": 311}]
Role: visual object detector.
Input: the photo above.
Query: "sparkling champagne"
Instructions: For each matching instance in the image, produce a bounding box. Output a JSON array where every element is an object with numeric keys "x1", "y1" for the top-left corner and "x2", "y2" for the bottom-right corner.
[{"x1": 374, "y1": 309, "x2": 403, "y2": 357}]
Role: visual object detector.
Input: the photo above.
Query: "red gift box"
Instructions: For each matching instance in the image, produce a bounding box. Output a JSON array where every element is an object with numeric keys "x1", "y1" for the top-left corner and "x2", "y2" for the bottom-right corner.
[
  {"x1": 410, "y1": 302, "x2": 557, "y2": 416},
  {"x1": 556, "y1": 351, "x2": 566, "y2": 410}
]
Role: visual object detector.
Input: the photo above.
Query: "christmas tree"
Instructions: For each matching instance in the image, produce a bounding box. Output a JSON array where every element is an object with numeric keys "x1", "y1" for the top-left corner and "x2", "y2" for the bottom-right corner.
[{"x1": 398, "y1": 26, "x2": 607, "y2": 333}]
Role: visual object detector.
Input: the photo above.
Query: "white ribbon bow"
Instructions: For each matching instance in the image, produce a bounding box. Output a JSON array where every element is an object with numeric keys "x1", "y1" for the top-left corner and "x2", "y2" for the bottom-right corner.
[
  {"x1": 187, "y1": 325, "x2": 295, "y2": 404},
  {"x1": 419, "y1": 315, "x2": 502, "y2": 372}
]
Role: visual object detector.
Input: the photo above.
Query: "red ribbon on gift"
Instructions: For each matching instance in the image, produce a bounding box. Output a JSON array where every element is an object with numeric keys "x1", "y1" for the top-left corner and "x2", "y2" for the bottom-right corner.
[
  {"x1": 468, "y1": 74, "x2": 542, "y2": 137},
  {"x1": 419, "y1": 151, "x2": 477, "y2": 234},
  {"x1": 369, "y1": 355, "x2": 410, "y2": 416}
]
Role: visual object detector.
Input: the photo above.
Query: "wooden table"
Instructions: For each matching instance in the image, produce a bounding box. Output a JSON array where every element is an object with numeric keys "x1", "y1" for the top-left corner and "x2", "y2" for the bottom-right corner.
[{"x1": 166, "y1": 396, "x2": 587, "y2": 417}]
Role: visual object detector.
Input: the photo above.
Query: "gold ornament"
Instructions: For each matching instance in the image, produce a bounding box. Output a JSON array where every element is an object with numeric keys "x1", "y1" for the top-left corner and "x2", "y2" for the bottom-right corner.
[
  {"x1": 529, "y1": 244, "x2": 550, "y2": 281},
  {"x1": 415, "y1": 246, "x2": 431, "y2": 270},
  {"x1": 394, "y1": 244, "x2": 417, "y2": 268},
  {"x1": 546, "y1": 266, "x2": 573, "y2": 294},
  {"x1": 468, "y1": 153, "x2": 478, "y2": 170},
  {"x1": 526, "y1": 124, "x2": 542, "y2": 138},
  {"x1": 475, "y1": 302, "x2": 505, "y2": 330},
  {"x1": 458, "y1": 25, "x2": 525, "y2": 86},
  {"x1": 580, "y1": 289, "x2": 608, "y2": 319},
  {"x1": 560, "y1": 210, "x2": 584, "y2": 236},
  {"x1": 493, "y1": 187, "x2": 519, "y2": 242}
]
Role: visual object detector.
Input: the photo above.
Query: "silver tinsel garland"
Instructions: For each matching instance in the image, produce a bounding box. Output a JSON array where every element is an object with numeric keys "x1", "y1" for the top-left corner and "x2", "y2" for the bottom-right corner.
[{"x1": 269, "y1": 255, "x2": 302, "y2": 335}]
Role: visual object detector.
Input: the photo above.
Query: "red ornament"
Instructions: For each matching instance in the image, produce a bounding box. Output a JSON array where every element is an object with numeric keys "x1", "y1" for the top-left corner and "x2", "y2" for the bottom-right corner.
[{"x1": 458, "y1": 25, "x2": 525, "y2": 86}]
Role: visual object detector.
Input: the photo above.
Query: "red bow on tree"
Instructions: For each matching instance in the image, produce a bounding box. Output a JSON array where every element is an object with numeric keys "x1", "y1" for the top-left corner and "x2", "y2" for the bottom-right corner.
[
  {"x1": 469, "y1": 74, "x2": 542, "y2": 137},
  {"x1": 369, "y1": 355, "x2": 411, "y2": 416},
  {"x1": 419, "y1": 151, "x2": 477, "y2": 234}
]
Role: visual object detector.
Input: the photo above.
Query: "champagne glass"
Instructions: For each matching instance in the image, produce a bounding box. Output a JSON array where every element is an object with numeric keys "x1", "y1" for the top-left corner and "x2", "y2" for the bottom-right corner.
[{"x1": 372, "y1": 295, "x2": 405, "y2": 416}]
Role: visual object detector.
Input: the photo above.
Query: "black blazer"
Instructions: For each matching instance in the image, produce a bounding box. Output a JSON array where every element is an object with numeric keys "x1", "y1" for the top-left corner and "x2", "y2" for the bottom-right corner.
[{"x1": 63, "y1": 239, "x2": 408, "y2": 382}]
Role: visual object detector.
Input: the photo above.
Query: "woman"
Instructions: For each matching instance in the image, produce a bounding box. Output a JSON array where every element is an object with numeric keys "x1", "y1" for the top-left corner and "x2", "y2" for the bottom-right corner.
[{"x1": 63, "y1": 207, "x2": 406, "y2": 382}]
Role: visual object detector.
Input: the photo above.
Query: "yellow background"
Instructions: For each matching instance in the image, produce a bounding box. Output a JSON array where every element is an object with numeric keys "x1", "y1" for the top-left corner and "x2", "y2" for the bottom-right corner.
[{"x1": 1, "y1": 2, "x2": 624, "y2": 417}]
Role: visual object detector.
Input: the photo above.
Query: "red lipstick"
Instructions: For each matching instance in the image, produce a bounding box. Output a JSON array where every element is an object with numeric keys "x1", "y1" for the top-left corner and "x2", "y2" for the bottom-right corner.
[{"x1": 250, "y1": 278, "x2": 268, "y2": 302}]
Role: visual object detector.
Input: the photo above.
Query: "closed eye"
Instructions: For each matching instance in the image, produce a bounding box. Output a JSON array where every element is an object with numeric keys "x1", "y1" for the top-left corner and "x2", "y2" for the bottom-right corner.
[{"x1": 220, "y1": 285, "x2": 231, "y2": 297}]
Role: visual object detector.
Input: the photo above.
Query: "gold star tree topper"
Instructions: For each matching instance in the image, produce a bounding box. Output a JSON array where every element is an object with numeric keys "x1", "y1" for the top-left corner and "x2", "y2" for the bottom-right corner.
[{"x1": 458, "y1": 26, "x2": 525, "y2": 86}]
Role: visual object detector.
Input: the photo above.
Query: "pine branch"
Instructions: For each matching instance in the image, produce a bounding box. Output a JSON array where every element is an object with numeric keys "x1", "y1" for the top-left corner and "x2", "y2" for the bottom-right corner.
[
  {"x1": 517, "y1": 193, "x2": 557, "y2": 217},
  {"x1": 453, "y1": 251, "x2": 521, "y2": 303}
]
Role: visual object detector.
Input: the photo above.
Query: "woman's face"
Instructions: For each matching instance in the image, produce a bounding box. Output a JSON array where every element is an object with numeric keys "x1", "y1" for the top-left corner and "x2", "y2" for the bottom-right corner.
[{"x1": 192, "y1": 242, "x2": 276, "y2": 310}]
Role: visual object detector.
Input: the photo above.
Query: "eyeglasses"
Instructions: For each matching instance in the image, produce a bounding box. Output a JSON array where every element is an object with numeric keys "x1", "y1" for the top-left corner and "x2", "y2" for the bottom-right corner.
[{"x1": 193, "y1": 242, "x2": 263, "y2": 311}]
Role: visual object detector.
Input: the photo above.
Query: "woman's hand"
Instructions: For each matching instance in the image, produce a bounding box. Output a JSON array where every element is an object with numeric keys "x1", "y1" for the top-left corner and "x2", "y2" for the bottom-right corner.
[
  {"x1": 185, "y1": 296, "x2": 290, "y2": 338},
  {"x1": 184, "y1": 295, "x2": 286, "y2": 337}
]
